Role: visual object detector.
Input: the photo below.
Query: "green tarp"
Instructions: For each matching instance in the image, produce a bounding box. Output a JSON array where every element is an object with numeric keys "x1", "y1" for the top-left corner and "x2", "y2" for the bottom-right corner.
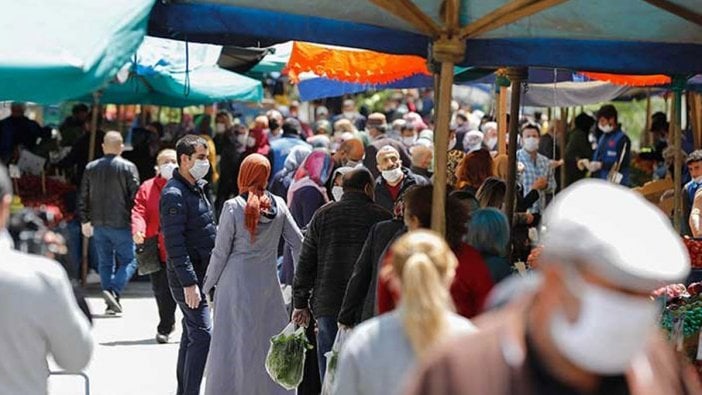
[{"x1": 0, "y1": 0, "x2": 155, "y2": 103}]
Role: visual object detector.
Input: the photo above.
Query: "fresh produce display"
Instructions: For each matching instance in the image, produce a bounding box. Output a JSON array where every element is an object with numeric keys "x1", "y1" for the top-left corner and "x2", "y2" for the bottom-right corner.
[
  {"x1": 659, "y1": 283, "x2": 702, "y2": 340},
  {"x1": 683, "y1": 237, "x2": 702, "y2": 269},
  {"x1": 265, "y1": 323, "x2": 313, "y2": 390},
  {"x1": 15, "y1": 175, "x2": 75, "y2": 221}
]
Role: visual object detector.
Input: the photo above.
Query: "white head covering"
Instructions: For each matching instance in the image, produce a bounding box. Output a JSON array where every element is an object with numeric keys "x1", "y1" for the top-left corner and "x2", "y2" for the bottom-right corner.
[
  {"x1": 481, "y1": 121, "x2": 498, "y2": 134},
  {"x1": 463, "y1": 130, "x2": 484, "y2": 152},
  {"x1": 541, "y1": 180, "x2": 690, "y2": 291}
]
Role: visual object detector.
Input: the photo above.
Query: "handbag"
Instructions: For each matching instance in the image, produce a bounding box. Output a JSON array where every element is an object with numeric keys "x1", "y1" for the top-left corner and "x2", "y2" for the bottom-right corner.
[{"x1": 136, "y1": 236, "x2": 162, "y2": 275}]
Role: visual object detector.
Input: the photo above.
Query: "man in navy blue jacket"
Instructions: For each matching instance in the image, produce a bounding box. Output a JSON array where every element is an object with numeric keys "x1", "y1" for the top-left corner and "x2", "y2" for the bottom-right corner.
[{"x1": 160, "y1": 135, "x2": 216, "y2": 395}]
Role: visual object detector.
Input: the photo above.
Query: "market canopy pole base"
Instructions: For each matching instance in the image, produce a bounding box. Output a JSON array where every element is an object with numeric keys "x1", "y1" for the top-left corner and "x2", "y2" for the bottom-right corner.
[{"x1": 505, "y1": 68, "x2": 529, "y2": 227}]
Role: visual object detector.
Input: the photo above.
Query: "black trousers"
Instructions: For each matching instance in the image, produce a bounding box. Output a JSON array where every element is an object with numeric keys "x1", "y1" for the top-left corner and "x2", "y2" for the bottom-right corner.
[{"x1": 150, "y1": 268, "x2": 177, "y2": 335}]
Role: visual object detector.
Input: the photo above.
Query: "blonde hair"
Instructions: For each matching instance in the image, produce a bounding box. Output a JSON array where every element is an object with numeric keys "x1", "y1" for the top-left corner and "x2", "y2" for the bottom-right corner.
[
  {"x1": 391, "y1": 230, "x2": 458, "y2": 356},
  {"x1": 156, "y1": 149, "x2": 176, "y2": 164},
  {"x1": 493, "y1": 154, "x2": 509, "y2": 180}
]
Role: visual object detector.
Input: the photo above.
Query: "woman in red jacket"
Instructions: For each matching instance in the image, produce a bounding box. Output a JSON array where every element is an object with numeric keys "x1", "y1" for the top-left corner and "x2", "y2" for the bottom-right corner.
[
  {"x1": 131, "y1": 149, "x2": 178, "y2": 343},
  {"x1": 377, "y1": 185, "x2": 494, "y2": 319}
]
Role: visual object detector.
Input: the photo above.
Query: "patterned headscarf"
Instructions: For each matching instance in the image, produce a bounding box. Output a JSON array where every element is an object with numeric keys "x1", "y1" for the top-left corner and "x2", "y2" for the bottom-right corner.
[
  {"x1": 288, "y1": 150, "x2": 334, "y2": 206},
  {"x1": 293, "y1": 150, "x2": 334, "y2": 186},
  {"x1": 237, "y1": 154, "x2": 272, "y2": 241}
]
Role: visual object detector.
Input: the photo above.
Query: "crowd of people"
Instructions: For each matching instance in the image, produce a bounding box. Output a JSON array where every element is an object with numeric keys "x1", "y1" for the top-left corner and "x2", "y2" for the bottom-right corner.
[{"x1": 0, "y1": 94, "x2": 700, "y2": 395}]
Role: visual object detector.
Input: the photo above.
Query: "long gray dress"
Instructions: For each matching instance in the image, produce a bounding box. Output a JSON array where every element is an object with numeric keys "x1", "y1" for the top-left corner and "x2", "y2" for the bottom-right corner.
[{"x1": 203, "y1": 194, "x2": 303, "y2": 395}]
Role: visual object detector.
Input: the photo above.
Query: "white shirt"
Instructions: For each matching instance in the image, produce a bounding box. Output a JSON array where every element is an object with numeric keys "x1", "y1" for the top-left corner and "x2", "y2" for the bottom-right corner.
[
  {"x1": 0, "y1": 242, "x2": 93, "y2": 395},
  {"x1": 333, "y1": 310, "x2": 476, "y2": 395}
]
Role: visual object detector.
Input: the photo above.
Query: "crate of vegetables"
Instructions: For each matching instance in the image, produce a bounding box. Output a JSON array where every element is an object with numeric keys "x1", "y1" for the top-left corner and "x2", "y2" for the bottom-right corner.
[
  {"x1": 658, "y1": 282, "x2": 702, "y2": 361},
  {"x1": 683, "y1": 237, "x2": 702, "y2": 269}
]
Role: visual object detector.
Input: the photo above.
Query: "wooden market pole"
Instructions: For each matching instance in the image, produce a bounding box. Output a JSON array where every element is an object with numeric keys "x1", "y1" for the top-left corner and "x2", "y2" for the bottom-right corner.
[
  {"x1": 497, "y1": 86, "x2": 508, "y2": 155},
  {"x1": 82, "y1": 91, "x2": 101, "y2": 287},
  {"x1": 368, "y1": 0, "x2": 569, "y2": 236},
  {"x1": 505, "y1": 68, "x2": 528, "y2": 226},
  {"x1": 429, "y1": 0, "x2": 464, "y2": 236},
  {"x1": 644, "y1": 88, "x2": 652, "y2": 146},
  {"x1": 671, "y1": 76, "x2": 685, "y2": 232}
]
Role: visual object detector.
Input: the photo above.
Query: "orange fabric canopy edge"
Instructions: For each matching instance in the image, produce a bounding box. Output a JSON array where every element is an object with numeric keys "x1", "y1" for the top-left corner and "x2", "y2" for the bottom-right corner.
[
  {"x1": 580, "y1": 72, "x2": 671, "y2": 86},
  {"x1": 286, "y1": 41, "x2": 431, "y2": 84}
]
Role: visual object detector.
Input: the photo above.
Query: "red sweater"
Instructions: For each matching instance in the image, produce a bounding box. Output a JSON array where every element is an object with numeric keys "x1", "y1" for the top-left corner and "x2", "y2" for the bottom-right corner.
[
  {"x1": 131, "y1": 176, "x2": 168, "y2": 263},
  {"x1": 377, "y1": 242, "x2": 495, "y2": 319}
]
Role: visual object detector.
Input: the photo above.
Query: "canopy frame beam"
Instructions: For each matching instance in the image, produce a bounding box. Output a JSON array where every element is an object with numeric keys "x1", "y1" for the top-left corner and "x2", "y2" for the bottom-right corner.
[
  {"x1": 641, "y1": 0, "x2": 702, "y2": 27},
  {"x1": 367, "y1": 0, "x2": 441, "y2": 36},
  {"x1": 459, "y1": 0, "x2": 570, "y2": 39}
]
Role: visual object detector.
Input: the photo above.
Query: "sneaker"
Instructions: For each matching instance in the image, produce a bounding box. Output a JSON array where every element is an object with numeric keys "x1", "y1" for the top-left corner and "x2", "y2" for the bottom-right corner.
[
  {"x1": 86, "y1": 270, "x2": 101, "y2": 285},
  {"x1": 102, "y1": 290, "x2": 123, "y2": 313},
  {"x1": 156, "y1": 333, "x2": 169, "y2": 344},
  {"x1": 105, "y1": 306, "x2": 117, "y2": 316}
]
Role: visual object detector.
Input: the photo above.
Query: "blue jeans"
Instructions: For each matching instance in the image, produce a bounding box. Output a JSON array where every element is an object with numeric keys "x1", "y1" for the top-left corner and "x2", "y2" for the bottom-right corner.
[
  {"x1": 66, "y1": 219, "x2": 98, "y2": 279},
  {"x1": 169, "y1": 271, "x2": 211, "y2": 395},
  {"x1": 93, "y1": 226, "x2": 137, "y2": 294},
  {"x1": 316, "y1": 316, "x2": 338, "y2": 381}
]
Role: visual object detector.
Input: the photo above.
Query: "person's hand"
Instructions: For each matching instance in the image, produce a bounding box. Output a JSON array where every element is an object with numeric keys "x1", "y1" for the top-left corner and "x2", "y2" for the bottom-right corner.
[
  {"x1": 133, "y1": 231, "x2": 145, "y2": 245},
  {"x1": 549, "y1": 159, "x2": 564, "y2": 169},
  {"x1": 524, "y1": 213, "x2": 535, "y2": 225},
  {"x1": 292, "y1": 308, "x2": 311, "y2": 328},
  {"x1": 588, "y1": 161, "x2": 603, "y2": 172},
  {"x1": 81, "y1": 222, "x2": 93, "y2": 238},
  {"x1": 184, "y1": 285, "x2": 202, "y2": 309},
  {"x1": 532, "y1": 177, "x2": 548, "y2": 191},
  {"x1": 577, "y1": 158, "x2": 590, "y2": 171}
]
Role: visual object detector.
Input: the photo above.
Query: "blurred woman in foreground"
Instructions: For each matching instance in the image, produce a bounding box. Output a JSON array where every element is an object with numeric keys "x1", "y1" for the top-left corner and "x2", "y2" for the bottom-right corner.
[{"x1": 334, "y1": 230, "x2": 476, "y2": 395}]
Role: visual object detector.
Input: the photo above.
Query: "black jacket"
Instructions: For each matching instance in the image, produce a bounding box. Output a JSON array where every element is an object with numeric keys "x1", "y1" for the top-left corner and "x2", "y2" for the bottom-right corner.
[
  {"x1": 78, "y1": 154, "x2": 139, "y2": 228},
  {"x1": 160, "y1": 170, "x2": 217, "y2": 287},
  {"x1": 293, "y1": 192, "x2": 392, "y2": 318},
  {"x1": 374, "y1": 167, "x2": 429, "y2": 212},
  {"x1": 338, "y1": 219, "x2": 405, "y2": 326}
]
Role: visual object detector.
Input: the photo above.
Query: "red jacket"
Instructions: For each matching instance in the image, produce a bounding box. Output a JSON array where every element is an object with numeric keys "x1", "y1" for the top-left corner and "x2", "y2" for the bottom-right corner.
[
  {"x1": 377, "y1": 243, "x2": 495, "y2": 319},
  {"x1": 131, "y1": 176, "x2": 168, "y2": 263}
]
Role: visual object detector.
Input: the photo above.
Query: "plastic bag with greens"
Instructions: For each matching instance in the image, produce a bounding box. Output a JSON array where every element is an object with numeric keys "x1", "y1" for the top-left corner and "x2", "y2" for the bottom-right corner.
[
  {"x1": 321, "y1": 327, "x2": 350, "y2": 395},
  {"x1": 265, "y1": 322, "x2": 313, "y2": 390}
]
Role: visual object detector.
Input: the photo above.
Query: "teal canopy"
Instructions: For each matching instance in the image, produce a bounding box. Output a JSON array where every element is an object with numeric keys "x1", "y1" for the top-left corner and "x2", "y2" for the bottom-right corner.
[
  {"x1": 0, "y1": 0, "x2": 155, "y2": 103},
  {"x1": 91, "y1": 65, "x2": 263, "y2": 106},
  {"x1": 77, "y1": 36, "x2": 263, "y2": 106}
]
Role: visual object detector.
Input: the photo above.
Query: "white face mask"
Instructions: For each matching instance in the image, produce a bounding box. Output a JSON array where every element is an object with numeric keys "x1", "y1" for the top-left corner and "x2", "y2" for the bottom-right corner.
[
  {"x1": 599, "y1": 123, "x2": 615, "y2": 134},
  {"x1": 401, "y1": 136, "x2": 417, "y2": 147},
  {"x1": 381, "y1": 166, "x2": 403, "y2": 184},
  {"x1": 550, "y1": 275, "x2": 658, "y2": 375},
  {"x1": 485, "y1": 137, "x2": 498, "y2": 150},
  {"x1": 332, "y1": 186, "x2": 344, "y2": 201},
  {"x1": 236, "y1": 133, "x2": 248, "y2": 146},
  {"x1": 448, "y1": 137, "x2": 457, "y2": 151},
  {"x1": 189, "y1": 159, "x2": 210, "y2": 180},
  {"x1": 215, "y1": 123, "x2": 226, "y2": 134},
  {"x1": 159, "y1": 162, "x2": 177, "y2": 180},
  {"x1": 523, "y1": 137, "x2": 540, "y2": 152},
  {"x1": 246, "y1": 136, "x2": 257, "y2": 147}
]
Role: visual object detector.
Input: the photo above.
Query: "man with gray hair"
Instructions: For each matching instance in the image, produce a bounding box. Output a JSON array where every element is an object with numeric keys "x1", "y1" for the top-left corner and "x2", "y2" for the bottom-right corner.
[
  {"x1": 362, "y1": 112, "x2": 411, "y2": 179},
  {"x1": 0, "y1": 163, "x2": 93, "y2": 394},
  {"x1": 407, "y1": 179, "x2": 700, "y2": 394},
  {"x1": 374, "y1": 145, "x2": 428, "y2": 212},
  {"x1": 79, "y1": 131, "x2": 140, "y2": 315}
]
